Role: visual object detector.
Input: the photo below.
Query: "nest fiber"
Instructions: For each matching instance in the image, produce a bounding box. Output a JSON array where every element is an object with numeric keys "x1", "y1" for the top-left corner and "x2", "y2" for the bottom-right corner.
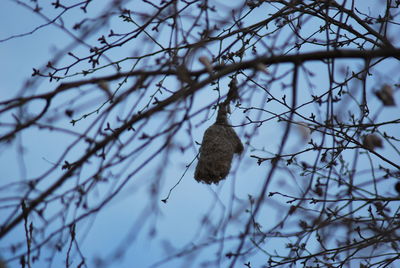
[{"x1": 194, "y1": 105, "x2": 243, "y2": 184}]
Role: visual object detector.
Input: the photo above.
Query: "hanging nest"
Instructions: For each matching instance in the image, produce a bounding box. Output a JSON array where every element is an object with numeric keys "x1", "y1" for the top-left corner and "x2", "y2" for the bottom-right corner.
[{"x1": 194, "y1": 104, "x2": 243, "y2": 184}]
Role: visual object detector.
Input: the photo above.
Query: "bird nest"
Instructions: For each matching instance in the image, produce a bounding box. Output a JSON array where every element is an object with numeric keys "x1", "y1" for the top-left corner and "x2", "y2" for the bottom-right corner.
[{"x1": 194, "y1": 105, "x2": 243, "y2": 184}]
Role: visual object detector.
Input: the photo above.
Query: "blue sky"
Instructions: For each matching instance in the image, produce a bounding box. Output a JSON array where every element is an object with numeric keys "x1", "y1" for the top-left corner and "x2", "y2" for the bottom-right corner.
[{"x1": 1, "y1": 1, "x2": 400, "y2": 268}]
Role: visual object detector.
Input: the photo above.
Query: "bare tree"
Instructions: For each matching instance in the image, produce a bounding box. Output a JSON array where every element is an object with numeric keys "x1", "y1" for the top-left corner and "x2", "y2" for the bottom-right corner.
[{"x1": 1, "y1": 0, "x2": 400, "y2": 267}]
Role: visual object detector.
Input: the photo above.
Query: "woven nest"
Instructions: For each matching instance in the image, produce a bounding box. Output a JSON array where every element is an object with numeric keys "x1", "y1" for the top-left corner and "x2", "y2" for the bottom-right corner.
[{"x1": 194, "y1": 105, "x2": 243, "y2": 184}]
